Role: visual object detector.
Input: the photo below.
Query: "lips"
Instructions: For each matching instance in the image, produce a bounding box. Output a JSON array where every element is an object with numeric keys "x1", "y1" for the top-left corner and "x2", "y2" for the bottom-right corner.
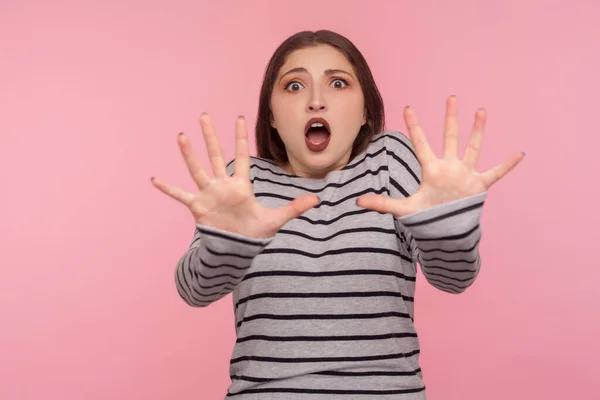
[
  {"x1": 304, "y1": 117, "x2": 331, "y2": 152},
  {"x1": 304, "y1": 117, "x2": 331, "y2": 135}
]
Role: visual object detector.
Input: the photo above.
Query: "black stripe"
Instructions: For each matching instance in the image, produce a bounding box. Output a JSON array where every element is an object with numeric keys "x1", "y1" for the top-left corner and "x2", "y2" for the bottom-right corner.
[
  {"x1": 235, "y1": 291, "x2": 414, "y2": 309},
  {"x1": 226, "y1": 387, "x2": 425, "y2": 396},
  {"x1": 198, "y1": 257, "x2": 251, "y2": 271},
  {"x1": 230, "y1": 349, "x2": 420, "y2": 364},
  {"x1": 242, "y1": 269, "x2": 415, "y2": 282},
  {"x1": 192, "y1": 284, "x2": 235, "y2": 298},
  {"x1": 255, "y1": 186, "x2": 389, "y2": 209},
  {"x1": 237, "y1": 311, "x2": 412, "y2": 328},
  {"x1": 385, "y1": 133, "x2": 418, "y2": 161},
  {"x1": 196, "y1": 269, "x2": 242, "y2": 281},
  {"x1": 196, "y1": 278, "x2": 238, "y2": 290},
  {"x1": 236, "y1": 332, "x2": 418, "y2": 343},
  {"x1": 253, "y1": 192, "x2": 294, "y2": 201},
  {"x1": 230, "y1": 375, "x2": 273, "y2": 383},
  {"x1": 260, "y1": 246, "x2": 407, "y2": 260},
  {"x1": 315, "y1": 368, "x2": 421, "y2": 377},
  {"x1": 251, "y1": 166, "x2": 388, "y2": 193},
  {"x1": 175, "y1": 261, "x2": 194, "y2": 305},
  {"x1": 387, "y1": 150, "x2": 421, "y2": 185},
  {"x1": 296, "y1": 208, "x2": 383, "y2": 225},
  {"x1": 277, "y1": 226, "x2": 396, "y2": 242},
  {"x1": 231, "y1": 368, "x2": 422, "y2": 381},
  {"x1": 403, "y1": 201, "x2": 484, "y2": 228},
  {"x1": 422, "y1": 264, "x2": 478, "y2": 274},
  {"x1": 196, "y1": 226, "x2": 271, "y2": 246},
  {"x1": 423, "y1": 271, "x2": 477, "y2": 283},
  {"x1": 413, "y1": 224, "x2": 479, "y2": 242},
  {"x1": 204, "y1": 245, "x2": 255, "y2": 260},
  {"x1": 390, "y1": 177, "x2": 410, "y2": 197},
  {"x1": 177, "y1": 254, "x2": 195, "y2": 302},
  {"x1": 418, "y1": 238, "x2": 481, "y2": 254},
  {"x1": 420, "y1": 256, "x2": 478, "y2": 264}
]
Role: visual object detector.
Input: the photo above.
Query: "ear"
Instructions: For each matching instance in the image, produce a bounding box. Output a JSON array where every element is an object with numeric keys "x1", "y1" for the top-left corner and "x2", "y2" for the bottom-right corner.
[
  {"x1": 270, "y1": 111, "x2": 276, "y2": 129},
  {"x1": 362, "y1": 109, "x2": 367, "y2": 126}
]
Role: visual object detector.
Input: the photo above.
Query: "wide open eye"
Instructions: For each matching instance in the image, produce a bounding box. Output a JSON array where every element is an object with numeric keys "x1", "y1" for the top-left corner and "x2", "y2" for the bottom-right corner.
[
  {"x1": 331, "y1": 78, "x2": 349, "y2": 89},
  {"x1": 285, "y1": 81, "x2": 304, "y2": 92}
]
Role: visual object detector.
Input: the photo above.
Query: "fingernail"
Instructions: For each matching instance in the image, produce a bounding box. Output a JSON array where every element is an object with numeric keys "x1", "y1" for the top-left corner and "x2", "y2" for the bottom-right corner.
[
  {"x1": 150, "y1": 177, "x2": 155, "y2": 181},
  {"x1": 201, "y1": 112, "x2": 207, "y2": 116},
  {"x1": 522, "y1": 151, "x2": 526, "y2": 156},
  {"x1": 238, "y1": 115, "x2": 245, "y2": 119},
  {"x1": 404, "y1": 105, "x2": 410, "y2": 110},
  {"x1": 178, "y1": 132, "x2": 184, "y2": 136}
]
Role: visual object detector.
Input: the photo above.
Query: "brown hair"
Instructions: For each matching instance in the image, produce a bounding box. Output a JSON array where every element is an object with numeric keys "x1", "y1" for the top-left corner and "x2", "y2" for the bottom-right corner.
[{"x1": 255, "y1": 30, "x2": 385, "y2": 165}]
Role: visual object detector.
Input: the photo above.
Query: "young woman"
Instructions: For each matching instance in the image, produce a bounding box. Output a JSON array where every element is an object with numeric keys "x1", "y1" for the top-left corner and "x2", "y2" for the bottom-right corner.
[{"x1": 152, "y1": 30, "x2": 523, "y2": 399}]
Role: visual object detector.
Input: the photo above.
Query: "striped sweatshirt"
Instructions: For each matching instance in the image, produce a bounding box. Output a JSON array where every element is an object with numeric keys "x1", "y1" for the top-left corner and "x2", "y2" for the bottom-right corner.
[{"x1": 175, "y1": 131, "x2": 486, "y2": 399}]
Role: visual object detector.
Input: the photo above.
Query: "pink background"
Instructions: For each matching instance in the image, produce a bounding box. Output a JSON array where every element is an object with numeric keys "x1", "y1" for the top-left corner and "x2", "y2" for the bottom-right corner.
[{"x1": 1, "y1": 0, "x2": 598, "y2": 399}]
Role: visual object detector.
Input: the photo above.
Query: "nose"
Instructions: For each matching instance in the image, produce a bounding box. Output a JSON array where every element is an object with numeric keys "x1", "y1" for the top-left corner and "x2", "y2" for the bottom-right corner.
[{"x1": 307, "y1": 88, "x2": 326, "y2": 112}]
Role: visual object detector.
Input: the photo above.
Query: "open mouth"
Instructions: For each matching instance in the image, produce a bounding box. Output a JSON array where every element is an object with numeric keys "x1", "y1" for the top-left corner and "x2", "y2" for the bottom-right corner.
[{"x1": 304, "y1": 117, "x2": 331, "y2": 152}]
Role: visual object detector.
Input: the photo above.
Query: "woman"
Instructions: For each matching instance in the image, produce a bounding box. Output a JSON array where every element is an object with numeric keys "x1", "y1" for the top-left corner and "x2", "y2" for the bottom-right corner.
[{"x1": 151, "y1": 30, "x2": 523, "y2": 399}]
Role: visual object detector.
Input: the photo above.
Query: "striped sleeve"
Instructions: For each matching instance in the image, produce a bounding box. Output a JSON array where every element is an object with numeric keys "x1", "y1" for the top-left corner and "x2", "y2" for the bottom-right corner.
[
  {"x1": 385, "y1": 132, "x2": 485, "y2": 294},
  {"x1": 174, "y1": 225, "x2": 273, "y2": 307},
  {"x1": 174, "y1": 158, "x2": 273, "y2": 307},
  {"x1": 398, "y1": 193, "x2": 486, "y2": 294}
]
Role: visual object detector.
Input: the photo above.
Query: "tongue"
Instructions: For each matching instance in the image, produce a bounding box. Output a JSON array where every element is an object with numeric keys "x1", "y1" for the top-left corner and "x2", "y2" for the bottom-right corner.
[{"x1": 306, "y1": 128, "x2": 329, "y2": 144}]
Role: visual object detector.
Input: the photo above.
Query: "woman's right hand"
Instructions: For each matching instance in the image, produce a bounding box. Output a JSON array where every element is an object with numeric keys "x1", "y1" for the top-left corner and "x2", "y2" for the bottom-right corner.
[{"x1": 151, "y1": 114, "x2": 319, "y2": 239}]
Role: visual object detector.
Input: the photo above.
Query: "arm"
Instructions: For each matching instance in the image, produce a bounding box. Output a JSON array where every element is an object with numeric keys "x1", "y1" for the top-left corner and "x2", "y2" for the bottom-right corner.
[
  {"x1": 175, "y1": 224, "x2": 273, "y2": 307},
  {"x1": 174, "y1": 159, "x2": 274, "y2": 307},
  {"x1": 385, "y1": 132, "x2": 485, "y2": 294},
  {"x1": 359, "y1": 99, "x2": 522, "y2": 294},
  {"x1": 153, "y1": 115, "x2": 318, "y2": 307},
  {"x1": 174, "y1": 159, "x2": 275, "y2": 306},
  {"x1": 397, "y1": 192, "x2": 485, "y2": 294}
]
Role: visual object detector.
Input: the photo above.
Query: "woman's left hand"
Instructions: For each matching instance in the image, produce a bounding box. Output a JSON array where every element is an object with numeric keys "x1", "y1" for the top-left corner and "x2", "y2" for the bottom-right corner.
[{"x1": 357, "y1": 95, "x2": 525, "y2": 217}]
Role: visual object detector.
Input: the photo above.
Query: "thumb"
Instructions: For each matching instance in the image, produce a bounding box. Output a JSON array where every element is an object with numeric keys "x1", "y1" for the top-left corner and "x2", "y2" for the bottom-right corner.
[
  {"x1": 356, "y1": 194, "x2": 416, "y2": 217},
  {"x1": 272, "y1": 194, "x2": 320, "y2": 228}
]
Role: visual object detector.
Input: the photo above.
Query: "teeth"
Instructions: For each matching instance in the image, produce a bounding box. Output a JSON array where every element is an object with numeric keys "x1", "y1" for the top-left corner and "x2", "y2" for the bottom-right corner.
[{"x1": 310, "y1": 122, "x2": 324, "y2": 128}]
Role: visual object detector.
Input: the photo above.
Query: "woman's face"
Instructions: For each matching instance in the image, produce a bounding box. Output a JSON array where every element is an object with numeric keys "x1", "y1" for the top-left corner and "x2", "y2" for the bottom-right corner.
[{"x1": 270, "y1": 44, "x2": 366, "y2": 179}]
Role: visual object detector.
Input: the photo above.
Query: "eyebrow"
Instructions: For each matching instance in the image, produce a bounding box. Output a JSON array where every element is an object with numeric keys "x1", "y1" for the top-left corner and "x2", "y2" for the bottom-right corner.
[{"x1": 278, "y1": 67, "x2": 353, "y2": 83}]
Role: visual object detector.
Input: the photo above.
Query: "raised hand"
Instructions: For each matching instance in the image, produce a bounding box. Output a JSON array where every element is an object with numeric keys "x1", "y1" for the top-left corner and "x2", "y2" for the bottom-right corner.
[
  {"x1": 357, "y1": 95, "x2": 524, "y2": 217},
  {"x1": 151, "y1": 114, "x2": 319, "y2": 238}
]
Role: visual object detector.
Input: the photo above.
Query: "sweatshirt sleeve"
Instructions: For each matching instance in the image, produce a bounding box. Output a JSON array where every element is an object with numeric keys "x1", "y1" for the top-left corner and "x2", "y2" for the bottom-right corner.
[
  {"x1": 174, "y1": 158, "x2": 273, "y2": 307},
  {"x1": 174, "y1": 225, "x2": 273, "y2": 307},
  {"x1": 384, "y1": 132, "x2": 485, "y2": 294}
]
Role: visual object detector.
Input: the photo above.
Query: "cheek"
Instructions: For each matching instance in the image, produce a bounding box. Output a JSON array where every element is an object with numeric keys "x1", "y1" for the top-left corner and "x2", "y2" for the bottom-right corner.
[{"x1": 338, "y1": 95, "x2": 366, "y2": 125}]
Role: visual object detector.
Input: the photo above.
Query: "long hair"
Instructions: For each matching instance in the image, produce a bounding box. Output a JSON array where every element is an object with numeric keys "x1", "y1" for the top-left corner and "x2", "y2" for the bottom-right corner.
[{"x1": 255, "y1": 30, "x2": 385, "y2": 165}]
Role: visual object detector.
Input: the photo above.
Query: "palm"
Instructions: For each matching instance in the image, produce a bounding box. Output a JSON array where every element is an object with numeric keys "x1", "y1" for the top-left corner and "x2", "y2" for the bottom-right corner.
[
  {"x1": 358, "y1": 96, "x2": 524, "y2": 217},
  {"x1": 152, "y1": 114, "x2": 318, "y2": 238}
]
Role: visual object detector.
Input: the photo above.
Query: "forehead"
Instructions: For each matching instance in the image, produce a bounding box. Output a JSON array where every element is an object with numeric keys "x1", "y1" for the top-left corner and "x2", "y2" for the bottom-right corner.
[{"x1": 279, "y1": 44, "x2": 354, "y2": 76}]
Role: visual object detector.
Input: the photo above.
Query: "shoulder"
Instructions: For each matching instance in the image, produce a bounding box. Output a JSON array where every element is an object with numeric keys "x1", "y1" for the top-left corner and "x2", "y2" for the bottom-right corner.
[
  {"x1": 368, "y1": 130, "x2": 417, "y2": 161},
  {"x1": 370, "y1": 130, "x2": 421, "y2": 187},
  {"x1": 225, "y1": 156, "x2": 292, "y2": 179}
]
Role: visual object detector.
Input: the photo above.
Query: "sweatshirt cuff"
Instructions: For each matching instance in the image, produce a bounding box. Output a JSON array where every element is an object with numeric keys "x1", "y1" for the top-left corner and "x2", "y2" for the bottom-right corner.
[
  {"x1": 195, "y1": 224, "x2": 274, "y2": 256},
  {"x1": 397, "y1": 192, "x2": 488, "y2": 239}
]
